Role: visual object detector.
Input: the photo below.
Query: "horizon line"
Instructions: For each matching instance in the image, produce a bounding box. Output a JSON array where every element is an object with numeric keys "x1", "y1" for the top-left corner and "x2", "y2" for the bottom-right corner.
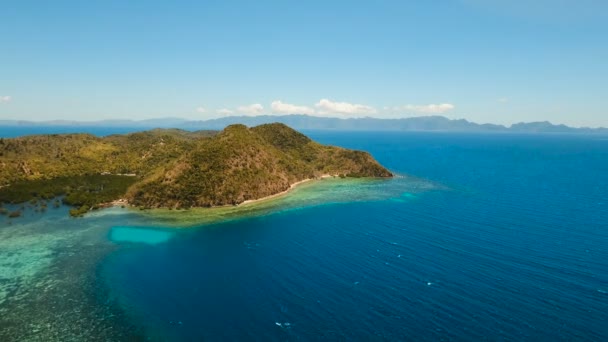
[{"x1": 1, "y1": 114, "x2": 607, "y2": 130}]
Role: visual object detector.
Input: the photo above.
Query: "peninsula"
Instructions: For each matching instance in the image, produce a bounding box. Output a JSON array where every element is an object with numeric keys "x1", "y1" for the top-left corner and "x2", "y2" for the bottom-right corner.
[{"x1": 0, "y1": 123, "x2": 392, "y2": 216}]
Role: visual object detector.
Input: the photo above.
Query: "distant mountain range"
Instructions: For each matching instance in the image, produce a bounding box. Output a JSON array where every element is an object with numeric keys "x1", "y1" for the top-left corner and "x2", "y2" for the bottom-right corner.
[{"x1": 1, "y1": 115, "x2": 607, "y2": 134}]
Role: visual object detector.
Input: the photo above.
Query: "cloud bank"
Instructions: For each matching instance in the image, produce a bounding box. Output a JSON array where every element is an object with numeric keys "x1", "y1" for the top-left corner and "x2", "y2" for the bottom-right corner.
[
  {"x1": 237, "y1": 103, "x2": 264, "y2": 115},
  {"x1": 271, "y1": 100, "x2": 315, "y2": 115},
  {"x1": 401, "y1": 103, "x2": 455, "y2": 114},
  {"x1": 315, "y1": 99, "x2": 377, "y2": 116},
  {"x1": 207, "y1": 100, "x2": 455, "y2": 118},
  {"x1": 217, "y1": 108, "x2": 234, "y2": 115}
]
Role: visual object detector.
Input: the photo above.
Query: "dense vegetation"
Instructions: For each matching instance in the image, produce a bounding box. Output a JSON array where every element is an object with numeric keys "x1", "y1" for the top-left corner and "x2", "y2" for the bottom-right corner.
[
  {"x1": 0, "y1": 175, "x2": 138, "y2": 216},
  {"x1": 0, "y1": 123, "x2": 391, "y2": 215}
]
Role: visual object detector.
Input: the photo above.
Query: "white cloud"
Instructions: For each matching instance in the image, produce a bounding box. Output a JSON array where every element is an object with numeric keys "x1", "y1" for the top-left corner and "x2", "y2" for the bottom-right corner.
[
  {"x1": 498, "y1": 97, "x2": 509, "y2": 103},
  {"x1": 315, "y1": 98, "x2": 377, "y2": 116},
  {"x1": 237, "y1": 103, "x2": 264, "y2": 115},
  {"x1": 271, "y1": 100, "x2": 316, "y2": 115},
  {"x1": 205, "y1": 100, "x2": 454, "y2": 119},
  {"x1": 217, "y1": 108, "x2": 234, "y2": 115},
  {"x1": 401, "y1": 103, "x2": 455, "y2": 114},
  {"x1": 0, "y1": 96, "x2": 11, "y2": 103}
]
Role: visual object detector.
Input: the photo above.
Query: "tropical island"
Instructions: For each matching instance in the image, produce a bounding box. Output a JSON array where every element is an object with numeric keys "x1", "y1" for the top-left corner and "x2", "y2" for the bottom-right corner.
[{"x1": 0, "y1": 123, "x2": 392, "y2": 217}]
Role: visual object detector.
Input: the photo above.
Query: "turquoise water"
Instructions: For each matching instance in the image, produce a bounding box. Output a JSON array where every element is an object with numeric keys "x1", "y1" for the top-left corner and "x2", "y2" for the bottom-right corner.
[
  {"x1": 110, "y1": 226, "x2": 175, "y2": 245},
  {"x1": 1, "y1": 130, "x2": 607, "y2": 340}
]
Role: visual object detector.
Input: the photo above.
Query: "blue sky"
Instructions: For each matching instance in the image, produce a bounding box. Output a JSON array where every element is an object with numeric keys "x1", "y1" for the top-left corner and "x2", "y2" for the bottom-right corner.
[{"x1": 1, "y1": 0, "x2": 607, "y2": 126}]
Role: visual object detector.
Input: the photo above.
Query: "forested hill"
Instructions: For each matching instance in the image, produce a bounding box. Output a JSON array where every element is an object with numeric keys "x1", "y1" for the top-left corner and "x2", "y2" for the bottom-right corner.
[{"x1": 0, "y1": 123, "x2": 392, "y2": 215}]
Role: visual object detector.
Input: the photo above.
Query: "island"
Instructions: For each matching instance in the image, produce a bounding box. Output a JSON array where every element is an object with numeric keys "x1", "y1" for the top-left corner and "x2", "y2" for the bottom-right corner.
[{"x1": 0, "y1": 123, "x2": 392, "y2": 216}]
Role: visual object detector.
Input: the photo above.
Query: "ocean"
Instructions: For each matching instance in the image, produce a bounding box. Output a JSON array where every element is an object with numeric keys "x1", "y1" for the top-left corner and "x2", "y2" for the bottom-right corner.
[{"x1": 1, "y1": 129, "x2": 607, "y2": 340}]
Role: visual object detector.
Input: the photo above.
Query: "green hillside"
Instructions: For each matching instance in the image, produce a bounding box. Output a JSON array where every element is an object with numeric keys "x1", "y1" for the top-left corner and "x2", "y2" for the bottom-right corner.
[{"x1": 0, "y1": 123, "x2": 392, "y2": 215}]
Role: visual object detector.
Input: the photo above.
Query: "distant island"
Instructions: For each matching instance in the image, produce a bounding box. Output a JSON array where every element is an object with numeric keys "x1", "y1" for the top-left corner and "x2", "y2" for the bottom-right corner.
[
  {"x1": 1, "y1": 114, "x2": 607, "y2": 134},
  {"x1": 0, "y1": 123, "x2": 392, "y2": 217}
]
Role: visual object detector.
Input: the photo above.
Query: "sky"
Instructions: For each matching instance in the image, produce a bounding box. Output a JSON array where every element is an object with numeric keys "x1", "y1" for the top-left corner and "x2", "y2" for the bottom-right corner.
[{"x1": 1, "y1": 0, "x2": 607, "y2": 127}]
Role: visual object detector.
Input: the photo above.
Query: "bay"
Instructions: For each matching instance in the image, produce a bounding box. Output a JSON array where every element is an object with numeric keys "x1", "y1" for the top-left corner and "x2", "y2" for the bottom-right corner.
[{"x1": 1, "y1": 129, "x2": 607, "y2": 340}]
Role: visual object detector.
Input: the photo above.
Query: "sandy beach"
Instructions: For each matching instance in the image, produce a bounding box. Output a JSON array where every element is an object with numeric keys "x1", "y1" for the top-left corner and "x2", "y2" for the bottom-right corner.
[
  {"x1": 239, "y1": 174, "x2": 336, "y2": 206},
  {"x1": 103, "y1": 175, "x2": 337, "y2": 209}
]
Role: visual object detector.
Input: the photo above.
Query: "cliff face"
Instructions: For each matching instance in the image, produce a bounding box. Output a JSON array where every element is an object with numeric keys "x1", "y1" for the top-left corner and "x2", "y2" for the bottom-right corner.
[{"x1": 0, "y1": 123, "x2": 392, "y2": 210}]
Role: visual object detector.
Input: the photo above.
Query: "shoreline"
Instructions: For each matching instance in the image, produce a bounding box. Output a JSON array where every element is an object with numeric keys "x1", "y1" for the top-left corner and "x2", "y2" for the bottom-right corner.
[
  {"x1": 239, "y1": 174, "x2": 336, "y2": 206},
  {"x1": 103, "y1": 174, "x2": 338, "y2": 210},
  {"x1": 92, "y1": 174, "x2": 389, "y2": 227}
]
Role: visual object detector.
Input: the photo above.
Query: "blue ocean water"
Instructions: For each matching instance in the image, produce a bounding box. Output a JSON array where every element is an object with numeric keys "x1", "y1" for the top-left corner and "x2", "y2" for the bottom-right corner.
[
  {"x1": 0, "y1": 126, "x2": 143, "y2": 138},
  {"x1": 1, "y1": 128, "x2": 607, "y2": 340},
  {"x1": 99, "y1": 132, "x2": 608, "y2": 340}
]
